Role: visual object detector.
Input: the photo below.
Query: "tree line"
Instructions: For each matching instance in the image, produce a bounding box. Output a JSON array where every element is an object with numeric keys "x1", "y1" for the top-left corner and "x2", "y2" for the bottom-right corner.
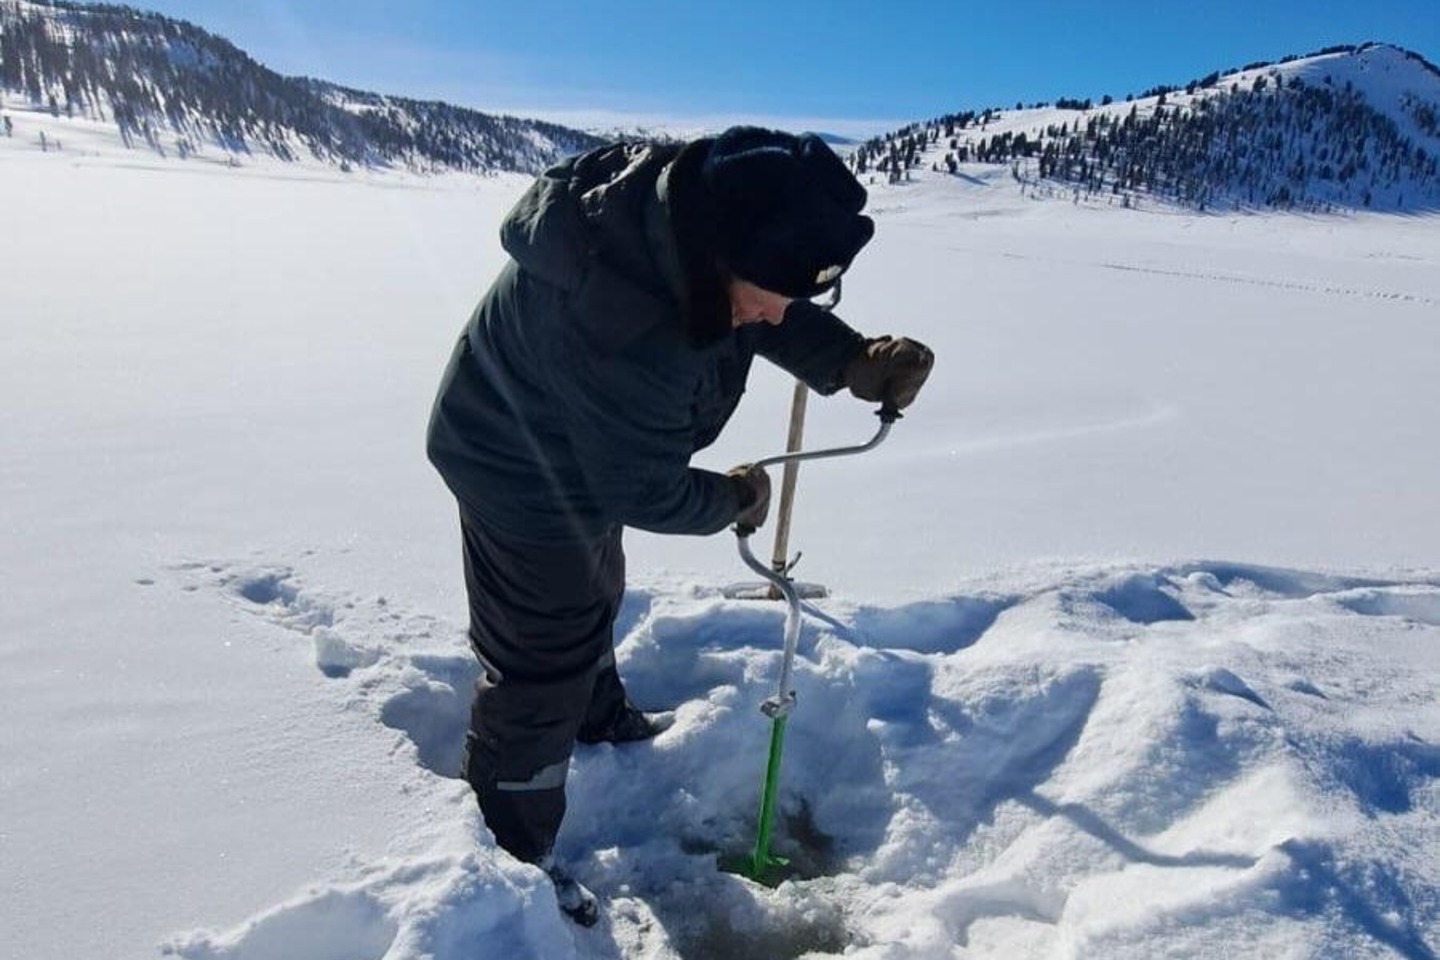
[
  {"x1": 1020, "y1": 74, "x2": 1437, "y2": 211},
  {"x1": 849, "y1": 48, "x2": 1440, "y2": 212}
]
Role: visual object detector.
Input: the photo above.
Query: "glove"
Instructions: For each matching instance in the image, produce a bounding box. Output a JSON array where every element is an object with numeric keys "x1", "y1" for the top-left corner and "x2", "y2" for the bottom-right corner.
[
  {"x1": 727, "y1": 463, "x2": 772, "y2": 531},
  {"x1": 844, "y1": 336, "x2": 935, "y2": 410}
]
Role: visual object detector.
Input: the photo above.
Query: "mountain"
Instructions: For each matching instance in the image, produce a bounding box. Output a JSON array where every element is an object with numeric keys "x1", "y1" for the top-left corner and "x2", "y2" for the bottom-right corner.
[
  {"x1": 0, "y1": 0, "x2": 606, "y2": 173},
  {"x1": 5, "y1": 2, "x2": 1437, "y2": 207},
  {"x1": 855, "y1": 43, "x2": 1440, "y2": 213}
]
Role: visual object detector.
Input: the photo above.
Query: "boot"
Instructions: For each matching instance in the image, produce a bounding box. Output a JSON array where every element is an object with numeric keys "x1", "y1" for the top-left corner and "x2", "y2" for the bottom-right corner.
[
  {"x1": 538, "y1": 855, "x2": 599, "y2": 927},
  {"x1": 577, "y1": 702, "x2": 676, "y2": 745}
]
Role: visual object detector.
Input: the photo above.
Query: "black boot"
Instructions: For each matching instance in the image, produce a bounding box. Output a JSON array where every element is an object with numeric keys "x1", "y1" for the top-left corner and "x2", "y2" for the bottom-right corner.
[
  {"x1": 578, "y1": 663, "x2": 675, "y2": 745},
  {"x1": 577, "y1": 702, "x2": 676, "y2": 744},
  {"x1": 539, "y1": 855, "x2": 599, "y2": 927}
]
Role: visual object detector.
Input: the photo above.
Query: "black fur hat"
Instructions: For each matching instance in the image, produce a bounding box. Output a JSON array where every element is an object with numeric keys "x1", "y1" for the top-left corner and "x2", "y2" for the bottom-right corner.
[{"x1": 700, "y1": 127, "x2": 874, "y2": 298}]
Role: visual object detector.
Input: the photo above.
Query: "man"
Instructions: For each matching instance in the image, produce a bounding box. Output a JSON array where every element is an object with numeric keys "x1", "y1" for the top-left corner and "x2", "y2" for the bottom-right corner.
[{"x1": 426, "y1": 126, "x2": 932, "y2": 923}]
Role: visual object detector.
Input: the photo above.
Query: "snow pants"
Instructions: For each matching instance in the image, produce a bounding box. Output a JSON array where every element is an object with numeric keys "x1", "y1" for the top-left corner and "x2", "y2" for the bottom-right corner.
[{"x1": 458, "y1": 508, "x2": 630, "y2": 864}]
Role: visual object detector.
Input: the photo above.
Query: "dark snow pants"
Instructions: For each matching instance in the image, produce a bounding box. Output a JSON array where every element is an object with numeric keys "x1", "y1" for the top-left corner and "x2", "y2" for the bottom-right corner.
[{"x1": 458, "y1": 508, "x2": 630, "y2": 864}]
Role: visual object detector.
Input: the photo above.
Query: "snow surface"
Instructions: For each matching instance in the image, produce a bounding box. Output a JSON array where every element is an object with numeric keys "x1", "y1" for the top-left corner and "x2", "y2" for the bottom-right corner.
[{"x1": 2, "y1": 109, "x2": 1439, "y2": 960}]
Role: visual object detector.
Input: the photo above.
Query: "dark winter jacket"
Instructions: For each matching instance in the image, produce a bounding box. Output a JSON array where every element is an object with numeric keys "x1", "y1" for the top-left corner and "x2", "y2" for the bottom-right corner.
[{"x1": 426, "y1": 140, "x2": 866, "y2": 543}]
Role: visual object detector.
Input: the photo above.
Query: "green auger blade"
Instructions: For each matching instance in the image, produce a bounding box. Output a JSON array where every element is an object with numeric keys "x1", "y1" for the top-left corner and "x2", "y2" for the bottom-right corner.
[{"x1": 718, "y1": 714, "x2": 793, "y2": 886}]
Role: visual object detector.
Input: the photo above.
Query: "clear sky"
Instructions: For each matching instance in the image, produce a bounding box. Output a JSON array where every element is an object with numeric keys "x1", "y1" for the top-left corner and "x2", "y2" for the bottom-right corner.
[{"x1": 130, "y1": 0, "x2": 1440, "y2": 137}]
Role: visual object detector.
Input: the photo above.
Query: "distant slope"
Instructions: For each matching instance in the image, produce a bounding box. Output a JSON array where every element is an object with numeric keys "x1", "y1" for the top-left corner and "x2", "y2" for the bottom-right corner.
[
  {"x1": 0, "y1": 0, "x2": 605, "y2": 173},
  {"x1": 856, "y1": 44, "x2": 1440, "y2": 213}
]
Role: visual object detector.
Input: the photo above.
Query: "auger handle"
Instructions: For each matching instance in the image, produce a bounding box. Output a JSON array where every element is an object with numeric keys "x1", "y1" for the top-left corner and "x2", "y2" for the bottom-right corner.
[
  {"x1": 732, "y1": 403, "x2": 897, "y2": 538},
  {"x1": 733, "y1": 402, "x2": 901, "y2": 696}
]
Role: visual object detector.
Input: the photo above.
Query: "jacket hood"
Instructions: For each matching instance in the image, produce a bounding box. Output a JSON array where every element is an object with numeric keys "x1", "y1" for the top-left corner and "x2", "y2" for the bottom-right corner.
[{"x1": 498, "y1": 142, "x2": 684, "y2": 300}]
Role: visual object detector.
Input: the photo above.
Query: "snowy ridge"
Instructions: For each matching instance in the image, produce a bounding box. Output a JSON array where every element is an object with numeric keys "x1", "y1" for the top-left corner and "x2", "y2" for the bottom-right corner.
[
  {"x1": 160, "y1": 559, "x2": 1440, "y2": 959},
  {"x1": 0, "y1": 0, "x2": 604, "y2": 172},
  {"x1": 856, "y1": 43, "x2": 1440, "y2": 213}
]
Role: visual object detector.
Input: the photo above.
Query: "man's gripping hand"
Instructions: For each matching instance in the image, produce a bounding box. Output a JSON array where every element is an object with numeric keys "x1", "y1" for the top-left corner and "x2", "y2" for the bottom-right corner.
[
  {"x1": 844, "y1": 336, "x2": 935, "y2": 410},
  {"x1": 727, "y1": 464, "x2": 772, "y2": 531}
]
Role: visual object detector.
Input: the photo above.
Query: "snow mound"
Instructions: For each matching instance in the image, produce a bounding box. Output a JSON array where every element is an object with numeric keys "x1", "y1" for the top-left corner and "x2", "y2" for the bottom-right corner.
[{"x1": 163, "y1": 560, "x2": 1440, "y2": 959}]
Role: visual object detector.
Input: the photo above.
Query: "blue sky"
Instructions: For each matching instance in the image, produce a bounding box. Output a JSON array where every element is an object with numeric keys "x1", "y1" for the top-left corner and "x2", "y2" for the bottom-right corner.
[{"x1": 134, "y1": 1, "x2": 1440, "y2": 136}]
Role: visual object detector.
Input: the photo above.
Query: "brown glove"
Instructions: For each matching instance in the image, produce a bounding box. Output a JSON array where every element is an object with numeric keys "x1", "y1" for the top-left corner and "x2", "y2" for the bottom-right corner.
[
  {"x1": 727, "y1": 463, "x2": 772, "y2": 531},
  {"x1": 844, "y1": 336, "x2": 935, "y2": 410}
]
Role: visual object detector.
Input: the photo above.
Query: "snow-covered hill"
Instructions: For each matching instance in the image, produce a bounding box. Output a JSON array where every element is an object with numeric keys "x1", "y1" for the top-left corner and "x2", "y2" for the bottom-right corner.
[
  {"x1": 857, "y1": 43, "x2": 1440, "y2": 213},
  {"x1": 0, "y1": 0, "x2": 604, "y2": 172}
]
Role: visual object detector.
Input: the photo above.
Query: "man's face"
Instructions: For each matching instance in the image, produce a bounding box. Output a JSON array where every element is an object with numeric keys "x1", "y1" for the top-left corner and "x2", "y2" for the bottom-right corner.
[{"x1": 727, "y1": 279, "x2": 793, "y2": 328}]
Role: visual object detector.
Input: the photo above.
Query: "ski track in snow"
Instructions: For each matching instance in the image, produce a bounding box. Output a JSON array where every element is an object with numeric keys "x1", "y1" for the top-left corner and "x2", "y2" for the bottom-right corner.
[
  {"x1": 963, "y1": 247, "x2": 1440, "y2": 308},
  {"x1": 1094, "y1": 260, "x2": 1440, "y2": 307},
  {"x1": 159, "y1": 557, "x2": 1440, "y2": 960}
]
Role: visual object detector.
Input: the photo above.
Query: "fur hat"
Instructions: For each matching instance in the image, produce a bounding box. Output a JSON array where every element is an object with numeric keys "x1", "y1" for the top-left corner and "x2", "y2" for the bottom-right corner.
[{"x1": 700, "y1": 127, "x2": 874, "y2": 298}]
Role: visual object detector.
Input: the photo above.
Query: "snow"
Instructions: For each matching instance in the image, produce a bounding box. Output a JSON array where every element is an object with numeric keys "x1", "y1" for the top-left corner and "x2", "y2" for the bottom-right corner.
[
  {"x1": 905, "y1": 42, "x2": 1440, "y2": 215},
  {"x1": 2, "y1": 108, "x2": 1439, "y2": 960},
  {"x1": 936, "y1": 42, "x2": 1440, "y2": 142},
  {"x1": 1279, "y1": 46, "x2": 1440, "y2": 151}
]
